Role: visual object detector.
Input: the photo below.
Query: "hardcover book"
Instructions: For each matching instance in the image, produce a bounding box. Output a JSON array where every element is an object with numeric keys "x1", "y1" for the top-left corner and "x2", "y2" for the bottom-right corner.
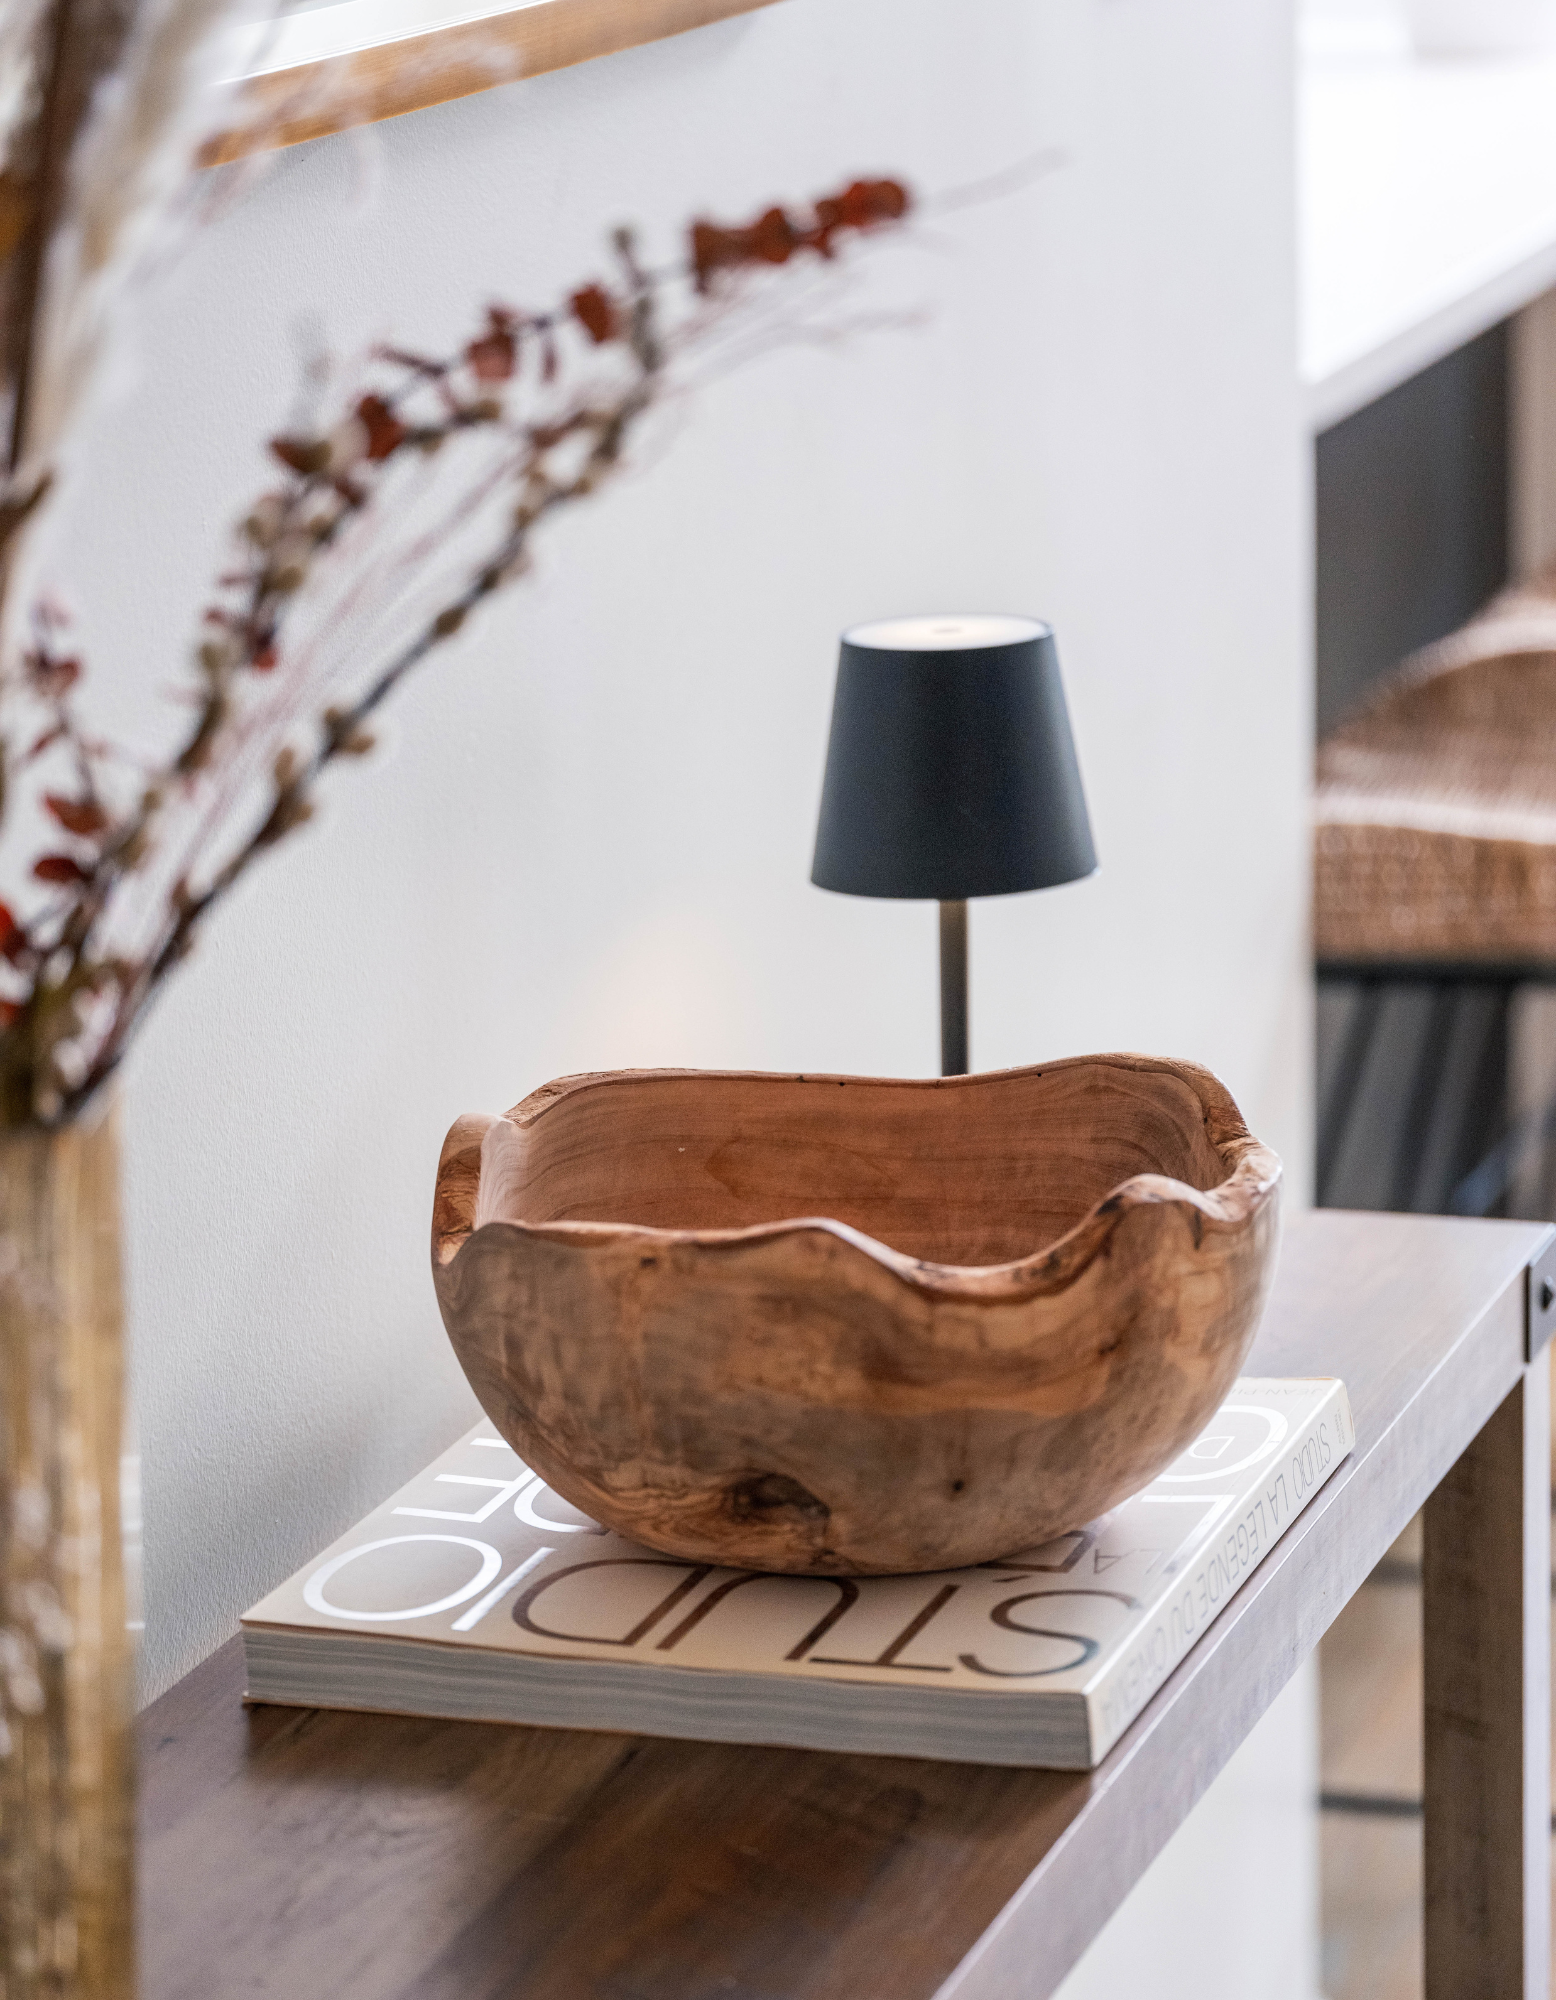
[{"x1": 243, "y1": 1375, "x2": 1352, "y2": 1769}]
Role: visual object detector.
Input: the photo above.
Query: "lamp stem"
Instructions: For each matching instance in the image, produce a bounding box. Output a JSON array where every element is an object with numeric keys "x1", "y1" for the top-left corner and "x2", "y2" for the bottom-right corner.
[{"x1": 939, "y1": 899, "x2": 968, "y2": 1077}]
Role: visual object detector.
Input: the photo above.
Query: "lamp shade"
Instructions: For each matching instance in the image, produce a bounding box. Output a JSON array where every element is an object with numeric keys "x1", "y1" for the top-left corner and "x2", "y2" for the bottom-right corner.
[{"x1": 811, "y1": 614, "x2": 1097, "y2": 900}]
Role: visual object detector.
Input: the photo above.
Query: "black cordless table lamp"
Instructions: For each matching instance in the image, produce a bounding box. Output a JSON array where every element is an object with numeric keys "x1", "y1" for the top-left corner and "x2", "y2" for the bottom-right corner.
[{"x1": 811, "y1": 615, "x2": 1096, "y2": 1076}]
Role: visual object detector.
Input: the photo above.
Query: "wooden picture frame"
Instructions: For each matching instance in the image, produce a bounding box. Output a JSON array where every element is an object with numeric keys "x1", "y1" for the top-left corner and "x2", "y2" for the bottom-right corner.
[{"x1": 208, "y1": 0, "x2": 784, "y2": 164}]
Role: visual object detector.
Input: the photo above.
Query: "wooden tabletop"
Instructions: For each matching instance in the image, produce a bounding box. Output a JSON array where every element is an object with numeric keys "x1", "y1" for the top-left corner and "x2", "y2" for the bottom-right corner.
[{"x1": 138, "y1": 1208, "x2": 1552, "y2": 2000}]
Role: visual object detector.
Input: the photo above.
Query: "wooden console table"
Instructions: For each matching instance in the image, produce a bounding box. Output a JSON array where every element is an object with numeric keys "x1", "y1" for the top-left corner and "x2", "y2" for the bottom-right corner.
[{"x1": 138, "y1": 1209, "x2": 1556, "y2": 1999}]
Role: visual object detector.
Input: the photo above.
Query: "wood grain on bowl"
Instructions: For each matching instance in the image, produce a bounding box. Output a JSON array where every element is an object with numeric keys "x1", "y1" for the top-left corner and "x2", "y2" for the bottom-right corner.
[{"x1": 431, "y1": 1058, "x2": 1282, "y2": 1575}]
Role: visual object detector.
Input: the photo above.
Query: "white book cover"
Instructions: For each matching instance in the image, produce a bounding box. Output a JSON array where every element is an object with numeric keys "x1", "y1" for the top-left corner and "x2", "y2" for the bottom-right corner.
[{"x1": 243, "y1": 1376, "x2": 1353, "y2": 1768}]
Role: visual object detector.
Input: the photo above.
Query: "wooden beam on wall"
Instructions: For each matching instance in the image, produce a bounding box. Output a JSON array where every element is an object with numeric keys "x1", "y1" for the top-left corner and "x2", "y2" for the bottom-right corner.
[{"x1": 205, "y1": 0, "x2": 784, "y2": 166}]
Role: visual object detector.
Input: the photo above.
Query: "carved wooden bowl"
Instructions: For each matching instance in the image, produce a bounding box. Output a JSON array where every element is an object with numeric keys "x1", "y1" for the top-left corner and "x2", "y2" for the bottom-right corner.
[{"x1": 431, "y1": 1056, "x2": 1282, "y2": 1575}]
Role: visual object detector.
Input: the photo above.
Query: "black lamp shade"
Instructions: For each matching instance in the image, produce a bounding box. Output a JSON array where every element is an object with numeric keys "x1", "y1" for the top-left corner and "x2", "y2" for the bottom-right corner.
[{"x1": 810, "y1": 615, "x2": 1097, "y2": 900}]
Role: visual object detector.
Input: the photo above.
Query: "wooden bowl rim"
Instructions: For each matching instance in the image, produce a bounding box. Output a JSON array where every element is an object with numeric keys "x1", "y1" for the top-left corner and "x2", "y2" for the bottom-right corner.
[{"x1": 433, "y1": 1053, "x2": 1281, "y2": 1301}]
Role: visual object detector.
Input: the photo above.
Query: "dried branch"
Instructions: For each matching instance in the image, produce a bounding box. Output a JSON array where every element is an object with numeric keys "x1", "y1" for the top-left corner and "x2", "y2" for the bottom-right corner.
[{"x1": 0, "y1": 176, "x2": 913, "y2": 1126}]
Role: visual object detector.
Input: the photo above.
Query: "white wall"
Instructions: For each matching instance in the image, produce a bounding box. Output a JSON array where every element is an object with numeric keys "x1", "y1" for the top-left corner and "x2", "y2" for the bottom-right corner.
[{"x1": 56, "y1": 0, "x2": 1311, "y2": 1985}]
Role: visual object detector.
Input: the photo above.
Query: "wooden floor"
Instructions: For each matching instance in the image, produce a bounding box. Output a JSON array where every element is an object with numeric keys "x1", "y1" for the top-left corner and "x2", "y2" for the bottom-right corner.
[{"x1": 1319, "y1": 1512, "x2": 1555, "y2": 1999}]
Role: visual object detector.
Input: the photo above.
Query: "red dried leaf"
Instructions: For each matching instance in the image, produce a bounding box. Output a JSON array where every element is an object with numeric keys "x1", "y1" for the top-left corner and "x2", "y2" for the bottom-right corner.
[
  {"x1": 356, "y1": 394, "x2": 406, "y2": 462},
  {"x1": 691, "y1": 180, "x2": 910, "y2": 290},
  {"x1": 690, "y1": 209, "x2": 796, "y2": 289},
  {"x1": 811, "y1": 179, "x2": 910, "y2": 258},
  {"x1": 251, "y1": 642, "x2": 278, "y2": 672},
  {"x1": 467, "y1": 309, "x2": 517, "y2": 383},
  {"x1": 570, "y1": 284, "x2": 619, "y2": 345},
  {"x1": 269, "y1": 436, "x2": 329, "y2": 477},
  {"x1": 689, "y1": 221, "x2": 731, "y2": 291},
  {"x1": 836, "y1": 177, "x2": 910, "y2": 228},
  {"x1": 28, "y1": 652, "x2": 80, "y2": 699},
  {"x1": 33, "y1": 854, "x2": 89, "y2": 886},
  {"x1": 753, "y1": 206, "x2": 798, "y2": 265},
  {"x1": 0, "y1": 1001, "x2": 20, "y2": 1029},
  {"x1": 0, "y1": 902, "x2": 25, "y2": 963},
  {"x1": 44, "y1": 794, "x2": 107, "y2": 837}
]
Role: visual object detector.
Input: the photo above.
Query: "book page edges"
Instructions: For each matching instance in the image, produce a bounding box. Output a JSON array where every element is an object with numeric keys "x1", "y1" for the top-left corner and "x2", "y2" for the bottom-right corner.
[{"x1": 1081, "y1": 1379, "x2": 1354, "y2": 1762}]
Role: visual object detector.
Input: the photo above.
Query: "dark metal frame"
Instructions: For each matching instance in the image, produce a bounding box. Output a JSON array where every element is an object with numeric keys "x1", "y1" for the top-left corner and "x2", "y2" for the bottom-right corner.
[{"x1": 939, "y1": 900, "x2": 968, "y2": 1077}]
